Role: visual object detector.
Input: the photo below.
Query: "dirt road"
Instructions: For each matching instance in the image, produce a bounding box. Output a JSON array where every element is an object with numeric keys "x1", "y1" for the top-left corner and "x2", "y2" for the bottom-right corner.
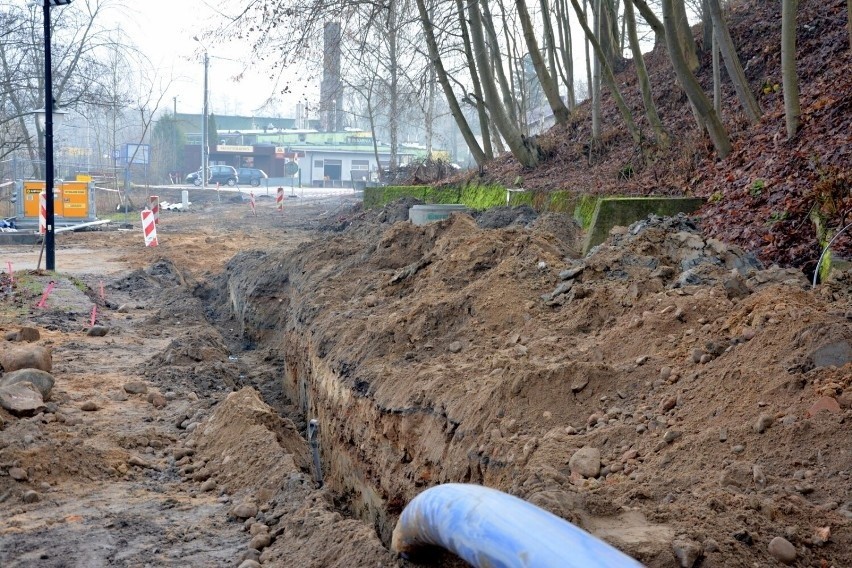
[{"x1": 0, "y1": 192, "x2": 849, "y2": 567}]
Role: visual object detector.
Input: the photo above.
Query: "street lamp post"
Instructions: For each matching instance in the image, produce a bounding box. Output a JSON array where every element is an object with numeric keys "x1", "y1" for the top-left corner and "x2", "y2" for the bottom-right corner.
[
  {"x1": 42, "y1": 0, "x2": 74, "y2": 271},
  {"x1": 202, "y1": 51, "x2": 208, "y2": 191},
  {"x1": 194, "y1": 37, "x2": 209, "y2": 191}
]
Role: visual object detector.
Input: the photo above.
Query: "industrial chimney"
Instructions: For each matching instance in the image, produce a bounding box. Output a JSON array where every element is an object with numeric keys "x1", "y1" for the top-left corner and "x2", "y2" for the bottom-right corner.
[{"x1": 319, "y1": 22, "x2": 344, "y2": 132}]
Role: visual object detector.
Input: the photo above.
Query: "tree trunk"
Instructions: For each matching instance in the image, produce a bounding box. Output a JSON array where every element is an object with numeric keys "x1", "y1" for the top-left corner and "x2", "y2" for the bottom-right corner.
[
  {"x1": 571, "y1": 0, "x2": 642, "y2": 146},
  {"x1": 625, "y1": 0, "x2": 668, "y2": 146},
  {"x1": 588, "y1": 0, "x2": 601, "y2": 142},
  {"x1": 468, "y1": 0, "x2": 541, "y2": 167},
  {"x1": 414, "y1": 0, "x2": 487, "y2": 165},
  {"x1": 631, "y1": 0, "x2": 665, "y2": 42},
  {"x1": 387, "y1": 1, "x2": 399, "y2": 170},
  {"x1": 539, "y1": 0, "x2": 559, "y2": 83},
  {"x1": 701, "y1": 0, "x2": 713, "y2": 51},
  {"x1": 599, "y1": 0, "x2": 622, "y2": 69},
  {"x1": 584, "y1": 0, "x2": 593, "y2": 104},
  {"x1": 455, "y1": 0, "x2": 494, "y2": 159},
  {"x1": 781, "y1": 0, "x2": 801, "y2": 138},
  {"x1": 516, "y1": 0, "x2": 571, "y2": 125},
  {"x1": 673, "y1": 0, "x2": 699, "y2": 72},
  {"x1": 707, "y1": 0, "x2": 762, "y2": 123},
  {"x1": 712, "y1": 31, "x2": 721, "y2": 114},
  {"x1": 426, "y1": 57, "x2": 436, "y2": 156},
  {"x1": 662, "y1": 0, "x2": 731, "y2": 157},
  {"x1": 482, "y1": 0, "x2": 519, "y2": 124},
  {"x1": 555, "y1": 0, "x2": 577, "y2": 109}
]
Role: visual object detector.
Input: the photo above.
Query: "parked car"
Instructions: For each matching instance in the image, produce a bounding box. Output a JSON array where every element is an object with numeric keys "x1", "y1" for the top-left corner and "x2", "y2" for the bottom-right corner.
[
  {"x1": 185, "y1": 165, "x2": 239, "y2": 187},
  {"x1": 238, "y1": 167, "x2": 268, "y2": 187}
]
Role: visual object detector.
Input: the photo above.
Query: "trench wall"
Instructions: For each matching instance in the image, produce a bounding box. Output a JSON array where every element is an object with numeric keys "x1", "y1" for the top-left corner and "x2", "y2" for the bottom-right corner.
[{"x1": 279, "y1": 333, "x2": 517, "y2": 544}]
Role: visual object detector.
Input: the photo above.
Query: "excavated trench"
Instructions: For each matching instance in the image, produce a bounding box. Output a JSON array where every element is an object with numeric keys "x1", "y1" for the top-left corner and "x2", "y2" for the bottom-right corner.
[
  {"x1": 216, "y1": 253, "x2": 460, "y2": 548},
  {"x1": 200, "y1": 211, "x2": 852, "y2": 568},
  {"x1": 206, "y1": 213, "x2": 642, "y2": 556}
]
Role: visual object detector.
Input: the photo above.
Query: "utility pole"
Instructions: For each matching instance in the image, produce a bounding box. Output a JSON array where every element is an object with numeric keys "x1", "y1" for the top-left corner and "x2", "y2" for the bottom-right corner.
[
  {"x1": 202, "y1": 51, "x2": 208, "y2": 191},
  {"x1": 173, "y1": 96, "x2": 178, "y2": 181},
  {"x1": 43, "y1": 0, "x2": 74, "y2": 271}
]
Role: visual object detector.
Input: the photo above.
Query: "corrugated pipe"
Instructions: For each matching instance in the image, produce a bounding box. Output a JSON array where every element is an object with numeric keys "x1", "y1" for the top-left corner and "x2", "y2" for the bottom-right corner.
[{"x1": 391, "y1": 483, "x2": 644, "y2": 568}]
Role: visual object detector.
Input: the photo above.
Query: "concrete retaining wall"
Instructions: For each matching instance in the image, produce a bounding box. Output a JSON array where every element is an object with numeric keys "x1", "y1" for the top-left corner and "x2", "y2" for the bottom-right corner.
[{"x1": 582, "y1": 197, "x2": 705, "y2": 253}]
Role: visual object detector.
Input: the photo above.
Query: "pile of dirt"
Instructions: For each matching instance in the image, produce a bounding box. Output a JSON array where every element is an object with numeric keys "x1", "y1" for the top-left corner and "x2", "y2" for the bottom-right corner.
[
  {"x1": 2, "y1": 194, "x2": 847, "y2": 567},
  {"x1": 184, "y1": 387, "x2": 402, "y2": 567},
  {"x1": 223, "y1": 205, "x2": 851, "y2": 566}
]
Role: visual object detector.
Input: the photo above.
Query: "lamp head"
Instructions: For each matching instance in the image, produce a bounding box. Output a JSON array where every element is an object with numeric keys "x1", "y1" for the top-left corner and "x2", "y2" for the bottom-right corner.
[{"x1": 33, "y1": 105, "x2": 68, "y2": 130}]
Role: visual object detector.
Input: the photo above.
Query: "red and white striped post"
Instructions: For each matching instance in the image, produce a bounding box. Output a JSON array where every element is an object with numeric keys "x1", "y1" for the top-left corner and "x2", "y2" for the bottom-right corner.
[
  {"x1": 141, "y1": 209, "x2": 158, "y2": 247},
  {"x1": 249, "y1": 191, "x2": 257, "y2": 216},
  {"x1": 39, "y1": 192, "x2": 47, "y2": 234},
  {"x1": 149, "y1": 195, "x2": 160, "y2": 224},
  {"x1": 276, "y1": 187, "x2": 284, "y2": 213}
]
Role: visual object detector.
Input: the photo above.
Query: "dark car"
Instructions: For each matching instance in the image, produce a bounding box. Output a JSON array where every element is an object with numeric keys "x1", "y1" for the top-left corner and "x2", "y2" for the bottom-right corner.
[
  {"x1": 185, "y1": 165, "x2": 239, "y2": 187},
  {"x1": 238, "y1": 167, "x2": 268, "y2": 187}
]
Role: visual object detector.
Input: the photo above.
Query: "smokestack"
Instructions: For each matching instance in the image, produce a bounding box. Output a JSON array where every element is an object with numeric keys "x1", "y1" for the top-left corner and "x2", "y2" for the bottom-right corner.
[{"x1": 319, "y1": 21, "x2": 344, "y2": 132}]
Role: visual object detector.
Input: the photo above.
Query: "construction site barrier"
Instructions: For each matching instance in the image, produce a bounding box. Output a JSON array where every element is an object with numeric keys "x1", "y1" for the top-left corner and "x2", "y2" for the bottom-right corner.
[
  {"x1": 149, "y1": 195, "x2": 160, "y2": 224},
  {"x1": 39, "y1": 192, "x2": 46, "y2": 234},
  {"x1": 391, "y1": 484, "x2": 644, "y2": 568},
  {"x1": 141, "y1": 209, "x2": 158, "y2": 247}
]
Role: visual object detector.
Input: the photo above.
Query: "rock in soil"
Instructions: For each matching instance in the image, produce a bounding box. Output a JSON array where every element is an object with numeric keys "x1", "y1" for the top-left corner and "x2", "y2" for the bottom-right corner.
[
  {"x1": 0, "y1": 344, "x2": 52, "y2": 372},
  {"x1": 21, "y1": 490, "x2": 40, "y2": 503},
  {"x1": 569, "y1": 447, "x2": 601, "y2": 478},
  {"x1": 9, "y1": 467, "x2": 28, "y2": 481},
  {"x1": 767, "y1": 536, "x2": 796, "y2": 564},
  {"x1": 0, "y1": 382, "x2": 46, "y2": 415},
  {"x1": 231, "y1": 502, "x2": 258, "y2": 520},
  {"x1": 0, "y1": 368, "x2": 55, "y2": 400},
  {"x1": 123, "y1": 381, "x2": 148, "y2": 394}
]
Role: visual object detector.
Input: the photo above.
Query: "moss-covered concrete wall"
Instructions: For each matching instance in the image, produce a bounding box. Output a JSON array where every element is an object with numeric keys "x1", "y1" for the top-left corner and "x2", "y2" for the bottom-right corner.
[
  {"x1": 582, "y1": 197, "x2": 705, "y2": 253},
  {"x1": 363, "y1": 187, "x2": 705, "y2": 255},
  {"x1": 363, "y1": 185, "x2": 582, "y2": 213}
]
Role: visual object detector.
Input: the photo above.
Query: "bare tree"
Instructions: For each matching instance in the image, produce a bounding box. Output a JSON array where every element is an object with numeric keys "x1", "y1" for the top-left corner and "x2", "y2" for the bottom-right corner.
[
  {"x1": 0, "y1": 0, "x2": 132, "y2": 178},
  {"x1": 661, "y1": 0, "x2": 731, "y2": 157},
  {"x1": 707, "y1": 0, "x2": 762, "y2": 123},
  {"x1": 624, "y1": 0, "x2": 667, "y2": 147},
  {"x1": 570, "y1": 0, "x2": 641, "y2": 146},
  {"x1": 454, "y1": 0, "x2": 494, "y2": 159},
  {"x1": 553, "y1": 0, "x2": 577, "y2": 109},
  {"x1": 781, "y1": 0, "x2": 800, "y2": 138},
  {"x1": 515, "y1": 0, "x2": 571, "y2": 125},
  {"x1": 415, "y1": 0, "x2": 488, "y2": 164},
  {"x1": 468, "y1": 0, "x2": 542, "y2": 167}
]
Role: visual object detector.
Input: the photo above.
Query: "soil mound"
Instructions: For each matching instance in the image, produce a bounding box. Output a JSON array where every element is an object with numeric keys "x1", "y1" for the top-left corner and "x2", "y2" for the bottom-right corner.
[{"x1": 224, "y1": 208, "x2": 851, "y2": 566}]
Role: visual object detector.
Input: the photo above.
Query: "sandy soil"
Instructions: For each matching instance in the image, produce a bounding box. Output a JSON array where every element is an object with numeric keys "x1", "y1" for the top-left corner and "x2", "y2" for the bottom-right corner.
[{"x1": 0, "y1": 192, "x2": 849, "y2": 567}]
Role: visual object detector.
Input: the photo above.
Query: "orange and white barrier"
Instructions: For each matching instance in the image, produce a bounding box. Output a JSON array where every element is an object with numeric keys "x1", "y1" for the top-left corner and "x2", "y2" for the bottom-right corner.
[
  {"x1": 249, "y1": 191, "x2": 257, "y2": 216},
  {"x1": 149, "y1": 195, "x2": 160, "y2": 224},
  {"x1": 39, "y1": 192, "x2": 46, "y2": 234},
  {"x1": 141, "y1": 209, "x2": 158, "y2": 247},
  {"x1": 276, "y1": 187, "x2": 284, "y2": 213}
]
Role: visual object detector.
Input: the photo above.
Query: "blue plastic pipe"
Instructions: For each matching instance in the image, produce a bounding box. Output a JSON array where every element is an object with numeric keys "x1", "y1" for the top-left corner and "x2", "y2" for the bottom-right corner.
[{"x1": 391, "y1": 483, "x2": 644, "y2": 568}]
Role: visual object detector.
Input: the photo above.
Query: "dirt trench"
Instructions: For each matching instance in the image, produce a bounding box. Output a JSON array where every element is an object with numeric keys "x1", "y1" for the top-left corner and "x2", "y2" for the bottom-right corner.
[
  {"x1": 1, "y1": 196, "x2": 850, "y2": 567},
  {"x1": 219, "y1": 208, "x2": 852, "y2": 568}
]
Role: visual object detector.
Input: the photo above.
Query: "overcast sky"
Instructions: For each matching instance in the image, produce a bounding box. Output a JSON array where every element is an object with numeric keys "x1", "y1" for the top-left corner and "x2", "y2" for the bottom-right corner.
[{"x1": 110, "y1": 0, "x2": 299, "y2": 118}]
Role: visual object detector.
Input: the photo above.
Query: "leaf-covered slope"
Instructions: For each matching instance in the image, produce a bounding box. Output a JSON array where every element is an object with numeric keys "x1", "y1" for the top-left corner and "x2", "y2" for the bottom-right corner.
[{"x1": 466, "y1": 0, "x2": 850, "y2": 273}]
